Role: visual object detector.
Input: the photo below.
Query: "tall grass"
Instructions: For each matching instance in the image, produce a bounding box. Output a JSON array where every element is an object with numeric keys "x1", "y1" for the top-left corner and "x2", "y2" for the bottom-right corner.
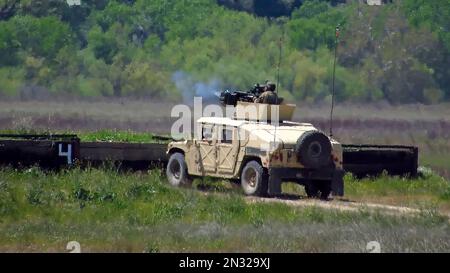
[
  {"x1": 343, "y1": 172, "x2": 450, "y2": 210},
  {"x1": 345, "y1": 172, "x2": 450, "y2": 199},
  {"x1": 283, "y1": 171, "x2": 450, "y2": 211}
]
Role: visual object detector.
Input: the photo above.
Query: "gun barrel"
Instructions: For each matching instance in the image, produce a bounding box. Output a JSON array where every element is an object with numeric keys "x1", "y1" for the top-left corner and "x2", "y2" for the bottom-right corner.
[{"x1": 219, "y1": 90, "x2": 256, "y2": 106}]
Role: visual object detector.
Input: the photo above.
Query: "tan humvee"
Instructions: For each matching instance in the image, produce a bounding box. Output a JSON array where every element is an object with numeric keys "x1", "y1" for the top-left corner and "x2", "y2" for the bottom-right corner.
[{"x1": 166, "y1": 102, "x2": 344, "y2": 199}]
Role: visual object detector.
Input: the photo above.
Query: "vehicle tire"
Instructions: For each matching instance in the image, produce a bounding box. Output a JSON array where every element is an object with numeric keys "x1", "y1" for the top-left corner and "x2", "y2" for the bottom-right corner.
[
  {"x1": 240, "y1": 161, "x2": 268, "y2": 197},
  {"x1": 318, "y1": 180, "x2": 331, "y2": 200},
  {"x1": 305, "y1": 183, "x2": 319, "y2": 198},
  {"x1": 166, "y1": 152, "x2": 190, "y2": 187},
  {"x1": 305, "y1": 180, "x2": 331, "y2": 200},
  {"x1": 296, "y1": 131, "x2": 332, "y2": 169}
]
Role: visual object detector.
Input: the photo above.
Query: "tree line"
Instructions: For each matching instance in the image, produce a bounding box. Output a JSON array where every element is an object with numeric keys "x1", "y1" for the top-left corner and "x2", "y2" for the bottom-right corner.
[{"x1": 0, "y1": 0, "x2": 448, "y2": 104}]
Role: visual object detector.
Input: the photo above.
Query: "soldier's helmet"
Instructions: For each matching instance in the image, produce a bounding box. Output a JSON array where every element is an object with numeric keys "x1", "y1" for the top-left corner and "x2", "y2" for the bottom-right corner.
[{"x1": 266, "y1": 81, "x2": 276, "y2": 92}]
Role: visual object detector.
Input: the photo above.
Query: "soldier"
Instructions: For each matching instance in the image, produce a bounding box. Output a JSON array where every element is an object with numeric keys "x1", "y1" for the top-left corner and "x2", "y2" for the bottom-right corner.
[{"x1": 255, "y1": 81, "x2": 279, "y2": 104}]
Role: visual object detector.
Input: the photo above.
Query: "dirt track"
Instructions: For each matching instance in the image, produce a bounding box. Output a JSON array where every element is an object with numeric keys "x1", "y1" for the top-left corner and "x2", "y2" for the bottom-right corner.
[{"x1": 245, "y1": 196, "x2": 428, "y2": 217}]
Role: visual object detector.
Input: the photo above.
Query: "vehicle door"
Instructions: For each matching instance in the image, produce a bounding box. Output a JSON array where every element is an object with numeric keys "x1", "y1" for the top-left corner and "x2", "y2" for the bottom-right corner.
[
  {"x1": 196, "y1": 123, "x2": 217, "y2": 174},
  {"x1": 217, "y1": 125, "x2": 239, "y2": 175}
]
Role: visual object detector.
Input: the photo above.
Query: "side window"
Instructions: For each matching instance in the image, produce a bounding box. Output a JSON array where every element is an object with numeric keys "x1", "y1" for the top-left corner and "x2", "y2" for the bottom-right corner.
[
  {"x1": 221, "y1": 128, "x2": 233, "y2": 144},
  {"x1": 202, "y1": 124, "x2": 214, "y2": 141}
]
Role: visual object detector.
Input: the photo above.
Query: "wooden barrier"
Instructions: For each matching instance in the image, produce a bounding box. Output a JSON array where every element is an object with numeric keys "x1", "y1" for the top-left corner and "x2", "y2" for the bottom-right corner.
[
  {"x1": 80, "y1": 142, "x2": 167, "y2": 162},
  {"x1": 0, "y1": 134, "x2": 419, "y2": 177},
  {"x1": 342, "y1": 144, "x2": 418, "y2": 177},
  {"x1": 0, "y1": 135, "x2": 80, "y2": 169}
]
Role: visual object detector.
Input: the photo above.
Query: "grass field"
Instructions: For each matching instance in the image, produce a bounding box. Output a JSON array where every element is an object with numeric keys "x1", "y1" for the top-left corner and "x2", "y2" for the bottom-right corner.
[{"x1": 0, "y1": 167, "x2": 449, "y2": 253}]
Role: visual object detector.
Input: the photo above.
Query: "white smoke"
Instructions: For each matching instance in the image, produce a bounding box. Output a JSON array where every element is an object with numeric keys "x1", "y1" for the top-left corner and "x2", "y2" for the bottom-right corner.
[{"x1": 172, "y1": 71, "x2": 222, "y2": 105}]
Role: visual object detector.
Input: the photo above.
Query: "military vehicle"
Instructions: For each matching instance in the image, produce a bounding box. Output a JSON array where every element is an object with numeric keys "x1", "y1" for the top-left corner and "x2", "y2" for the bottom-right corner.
[{"x1": 166, "y1": 100, "x2": 344, "y2": 199}]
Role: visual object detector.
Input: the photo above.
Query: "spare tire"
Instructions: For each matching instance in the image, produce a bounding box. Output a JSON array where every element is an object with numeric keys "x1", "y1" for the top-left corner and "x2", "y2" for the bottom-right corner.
[{"x1": 296, "y1": 131, "x2": 332, "y2": 169}]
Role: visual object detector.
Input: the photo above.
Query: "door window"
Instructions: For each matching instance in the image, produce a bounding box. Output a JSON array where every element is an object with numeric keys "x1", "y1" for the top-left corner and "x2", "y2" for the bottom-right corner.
[
  {"x1": 202, "y1": 124, "x2": 214, "y2": 141},
  {"x1": 221, "y1": 128, "x2": 233, "y2": 144}
]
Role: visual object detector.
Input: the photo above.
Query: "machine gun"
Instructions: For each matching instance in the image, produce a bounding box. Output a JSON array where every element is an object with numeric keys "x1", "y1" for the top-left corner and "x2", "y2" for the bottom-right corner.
[{"x1": 219, "y1": 83, "x2": 266, "y2": 106}]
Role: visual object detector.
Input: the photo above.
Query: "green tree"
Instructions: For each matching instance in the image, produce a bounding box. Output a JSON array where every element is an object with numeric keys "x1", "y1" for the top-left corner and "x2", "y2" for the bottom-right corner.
[
  {"x1": 87, "y1": 25, "x2": 119, "y2": 64},
  {"x1": 12, "y1": 15, "x2": 73, "y2": 59},
  {"x1": 403, "y1": 0, "x2": 450, "y2": 51},
  {"x1": 288, "y1": 1, "x2": 346, "y2": 50},
  {"x1": 292, "y1": 0, "x2": 329, "y2": 19},
  {"x1": 0, "y1": 19, "x2": 19, "y2": 65}
]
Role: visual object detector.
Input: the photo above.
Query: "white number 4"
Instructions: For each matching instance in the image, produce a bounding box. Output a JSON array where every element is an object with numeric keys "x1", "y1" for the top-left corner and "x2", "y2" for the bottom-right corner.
[{"x1": 58, "y1": 144, "x2": 73, "y2": 165}]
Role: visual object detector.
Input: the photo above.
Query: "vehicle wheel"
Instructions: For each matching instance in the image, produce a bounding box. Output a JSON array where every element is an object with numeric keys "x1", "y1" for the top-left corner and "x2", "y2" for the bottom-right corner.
[
  {"x1": 240, "y1": 161, "x2": 268, "y2": 196},
  {"x1": 305, "y1": 180, "x2": 331, "y2": 200},
  {"x1": 318, "y1": 180, "x2": 331, "y2": 200},
  {"x1": 166, "y1": 153, "x2": 190, "y2": 187}
]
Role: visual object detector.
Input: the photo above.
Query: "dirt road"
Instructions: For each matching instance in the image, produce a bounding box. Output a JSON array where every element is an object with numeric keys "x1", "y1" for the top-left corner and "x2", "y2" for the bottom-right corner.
[{"x1": 245, "y1": 196, "x2": 433, "y2": 217}]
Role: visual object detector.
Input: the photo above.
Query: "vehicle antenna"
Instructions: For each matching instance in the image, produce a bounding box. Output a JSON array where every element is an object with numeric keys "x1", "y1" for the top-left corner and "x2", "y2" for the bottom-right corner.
[
  {"x1": 276, "y1": 35, "x2": 283, "y2": 96},
  {"x1": 330, "y1": 24, "x2": 340, "y2": 138},
  {"x1": 274, "y1": 32, "x2": 283, "y2": 147}
]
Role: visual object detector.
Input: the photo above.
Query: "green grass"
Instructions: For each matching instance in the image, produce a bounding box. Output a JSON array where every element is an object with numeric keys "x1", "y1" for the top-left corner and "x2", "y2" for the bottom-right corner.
[
  {"x1": 0, "y1": 129, "x2": 171, "y2": 143},
  {"x1": 344, "y1": 172, "x2": 450, "y2": 213},
  {"x1": 344, "y1": 172, "x2": 450, "y2": 200},
  {"x1": 0, "y1": 167, "x2": 449, "y2": 252},
  {"x1": 78, "y1": 130, "x2": 171, "y2": 143},
  {"x1": 283, "y1": 171, "x2": 450, "y2": 212},
  {"x1": 421, "y1": 153, "x2": 450, "y2": 169}
]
